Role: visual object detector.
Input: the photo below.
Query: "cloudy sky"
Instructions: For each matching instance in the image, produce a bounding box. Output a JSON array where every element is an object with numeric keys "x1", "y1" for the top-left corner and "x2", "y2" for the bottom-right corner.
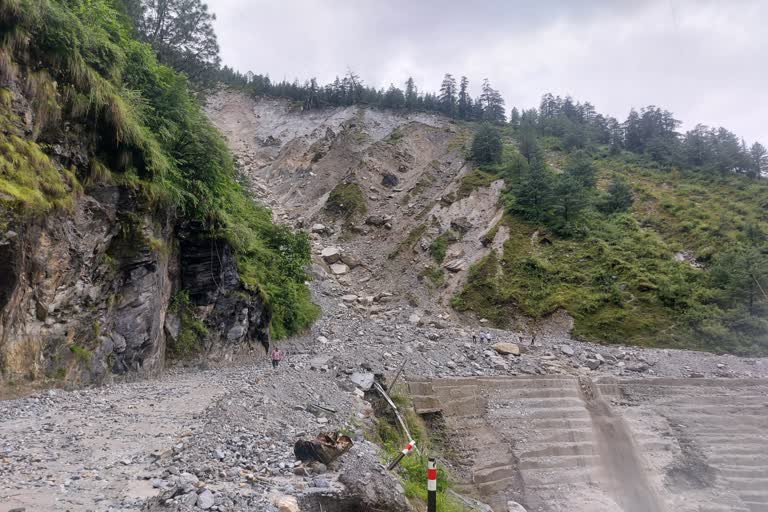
[{"x1": 207, "y1": 0, "x2": 767, "y2": 144}]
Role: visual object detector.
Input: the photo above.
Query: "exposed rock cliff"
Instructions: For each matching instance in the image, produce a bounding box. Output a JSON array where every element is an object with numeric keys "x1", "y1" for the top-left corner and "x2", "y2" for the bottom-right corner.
[{"x1": 0, "y1": 102, "x2": 269, "y2": 389}]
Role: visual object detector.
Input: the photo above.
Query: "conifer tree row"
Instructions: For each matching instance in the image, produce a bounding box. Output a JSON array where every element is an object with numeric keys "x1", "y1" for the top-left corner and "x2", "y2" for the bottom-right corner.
[{"x1": 217, "y1": 68, "x2": 509, "y2": 123}]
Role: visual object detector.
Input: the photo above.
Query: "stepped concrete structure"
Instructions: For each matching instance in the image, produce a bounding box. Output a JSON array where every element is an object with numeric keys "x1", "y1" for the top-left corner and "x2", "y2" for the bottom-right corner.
[{"x1": 409, "y1": 376, "x2": 768, "y2": 512}]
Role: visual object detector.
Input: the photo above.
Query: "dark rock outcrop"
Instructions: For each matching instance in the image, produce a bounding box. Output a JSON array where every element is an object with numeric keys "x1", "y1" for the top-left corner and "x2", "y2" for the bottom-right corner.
[
  {"x1": 0, "y1": 191, "x2": 270, "y2": 387},
  {"x1": 178, "y1": 222, "x2": 270, "y2": 351}
]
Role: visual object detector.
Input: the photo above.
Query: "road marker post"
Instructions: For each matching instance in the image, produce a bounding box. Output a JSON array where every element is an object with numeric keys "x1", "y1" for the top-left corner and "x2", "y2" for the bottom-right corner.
[{"x1": 427, "y1": 457, "x2": 437, "y2": 512}]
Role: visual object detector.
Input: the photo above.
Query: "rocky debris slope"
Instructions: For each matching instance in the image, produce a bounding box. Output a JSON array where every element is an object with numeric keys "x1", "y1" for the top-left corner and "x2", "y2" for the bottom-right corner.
[
  {"x1": 205, "y1": 90, "x2": 508, "y2": 313},
  {"x1": 1, "y1": 265, "x2": 766, "y2": 511}
]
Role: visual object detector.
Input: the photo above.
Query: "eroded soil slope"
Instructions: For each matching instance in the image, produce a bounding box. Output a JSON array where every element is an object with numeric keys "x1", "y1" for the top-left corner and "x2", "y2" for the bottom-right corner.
[{"x1": 206, "y1": 90, "x2": 508, "y2": 312}]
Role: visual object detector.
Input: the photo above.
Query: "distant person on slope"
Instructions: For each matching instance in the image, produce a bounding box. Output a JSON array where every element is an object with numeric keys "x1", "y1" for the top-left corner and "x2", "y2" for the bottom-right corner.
[{"x1": 270, "y1": 347, "x2": 284, "y2": 369}]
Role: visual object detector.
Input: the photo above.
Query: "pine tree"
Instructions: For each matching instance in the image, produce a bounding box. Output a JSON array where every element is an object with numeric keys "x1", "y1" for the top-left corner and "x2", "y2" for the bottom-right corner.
[
  {"x1": 471, "y1": 124, "x2": 503, "y2": 164},
  {"x1": 509, "y1": 107, "x2": 520, "y2": 129},
  {"x1": 749, "y1": 142, "x2": 767, "y2": 179},
  {"x1": 553, "y1": 175, "x2": 590, "y2": 226},
  {"x1": 711, "y1": 246, "x2": 768, "y2": 316},
  {"x1": 600, "y1": 176, "x2": 634, "y2": 213},
  {"x1": 518, "y1": 125, "x2": 540, "y2": 164},
  {"x1": 624, "y1": 109, "x2": 642, "y2": 153},
  {"x1": 383, "y1": 84, "x2": 405, "y2": 109},
  {"x1": 480, "y1": 79, "x2": 506, "y2": 123},
  {"x1": 439, "y1": 73, "x2": 457, "y2": 117},
  {"x1": 457, "y1": 76, "x2": 470, "y2": 120},
  {"x1": 303, "y1": 78, "x2": 320, "y2": 110},
  {"x1": 565, "y1": 150, "x2": 596, "y2": 188},
  {"x1": 404, "y1": 77, "x2": 417, "y2": 111},
  {"x1": 513, "y1": 154, "x2": 553, "y2": 221}
]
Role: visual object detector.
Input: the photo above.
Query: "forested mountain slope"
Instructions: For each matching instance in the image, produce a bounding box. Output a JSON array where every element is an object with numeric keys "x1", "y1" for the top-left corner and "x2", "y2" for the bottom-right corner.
[{"x1": 455, "y1": 122, "x2": 768, "y2": 355}]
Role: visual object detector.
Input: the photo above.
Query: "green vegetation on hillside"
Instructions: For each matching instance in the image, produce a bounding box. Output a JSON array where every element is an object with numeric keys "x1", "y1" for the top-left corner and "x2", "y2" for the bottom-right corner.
[
  {"x1": 324, "y1": 181, "x2": 367, "y2": 219},
  {"x1": 455, "y1": 121, "x2": 768, "y2": 355},
  {"x1": 0, "y1": 0, "x2": 317, "y2": 338},
  {"x1": 371, "y1": 392, "x2": 463, "y2": 512}
]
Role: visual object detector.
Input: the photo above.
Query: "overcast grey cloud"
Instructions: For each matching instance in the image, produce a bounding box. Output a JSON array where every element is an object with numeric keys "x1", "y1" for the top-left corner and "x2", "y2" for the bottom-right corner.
[{"x1": 207, "y1": 0, "x2": 767, "y2": 143}]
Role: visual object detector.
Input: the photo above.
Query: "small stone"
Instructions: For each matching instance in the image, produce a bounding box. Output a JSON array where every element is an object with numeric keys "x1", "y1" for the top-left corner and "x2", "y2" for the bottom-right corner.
[
  {"x1": 330, "y1": 263, "x2": 349, "y2": 275},
  {"x1": 312, "y1": 477, "x2": 331, "y2": 488},
  {"x1": 214, "y1": 448, "x2": 225, "y2": 460},
  {"x1": 560, "y1": 345, "x2": 575, "y2": 356},
  {"x1": 584, "y1": 359, "x2": 602, "y2": 371},
  {"x1": 197, "y1": 489, "x2": 215, "y2": 510},
  {"x1": 180, "y1": 492, "x2": 198, "y2": 508},
  {"x1": 507, "y1": 501, "x2": 528, "y2": 512},
  {"x1": 274, "y1": 495, "x2": 300, "y2": 512}
]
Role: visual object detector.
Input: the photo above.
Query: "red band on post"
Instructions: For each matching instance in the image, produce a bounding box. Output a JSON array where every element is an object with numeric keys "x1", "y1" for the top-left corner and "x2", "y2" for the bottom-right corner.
[{"x1": 427, "y1": 468, "x2": 437, "y2": 480}]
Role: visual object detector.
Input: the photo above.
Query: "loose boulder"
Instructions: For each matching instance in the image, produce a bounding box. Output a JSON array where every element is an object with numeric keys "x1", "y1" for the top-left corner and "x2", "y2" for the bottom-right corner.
[
  {"x1": 330, "y1": 263, "x2": 349, "y2": 275},
  {"x1": 350, "y1": 372, "x2": 375, "y2": 390},
  {"x1": 443, "y1": 258, "x2": 466, "y2": 273},
  {"x1": 321, "y1": 247, "x2": 342, "y2": 264},
  {"x1": 365, "y1": 215, "x2": 387, "y2": 227},
  {"x1": 584, "y1": 358, "x2": 602, "y2": 370},
  {"x1": 492, "y1": 343, "x2": 521, "y2": 356},
  {"x1": 197, "y1": 490, "x2": 215, "y2": 510},
  {"x1": 274, "y1": 495, "x2": 300, "y2": 512},
  {"x1": 311, "y1": 223, "x2": 329, "y2": 234}
]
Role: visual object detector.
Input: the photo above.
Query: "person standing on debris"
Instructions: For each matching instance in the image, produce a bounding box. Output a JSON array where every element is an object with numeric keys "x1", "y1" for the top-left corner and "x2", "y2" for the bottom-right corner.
[
  {"x1": 473, "y1": 333, "x2": 478, "y2": 343},
  {"x1": 270, "y1": 347, "x2": 284, "y2": 369}
]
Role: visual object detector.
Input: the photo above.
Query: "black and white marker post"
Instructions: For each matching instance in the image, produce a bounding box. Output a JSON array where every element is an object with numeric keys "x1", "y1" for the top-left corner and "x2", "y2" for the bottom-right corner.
[{"x1": 427, "y1": 457, "x2": 437, "y2": 512}]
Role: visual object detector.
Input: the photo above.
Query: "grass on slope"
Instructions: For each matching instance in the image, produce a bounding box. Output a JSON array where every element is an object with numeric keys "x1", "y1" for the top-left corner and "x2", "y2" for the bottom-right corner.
[{"x1": 454, "y1": 132, "x2": 768, "y2": 355}]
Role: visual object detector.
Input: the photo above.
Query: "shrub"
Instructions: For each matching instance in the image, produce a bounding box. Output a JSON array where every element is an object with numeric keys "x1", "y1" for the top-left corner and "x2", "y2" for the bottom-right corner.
[
  {"x1": 324, "y1": 182, "x2": 367, "y2": 219},
  {"x1": 429, "y1": 236, "x2": 448, "y2": 263}
]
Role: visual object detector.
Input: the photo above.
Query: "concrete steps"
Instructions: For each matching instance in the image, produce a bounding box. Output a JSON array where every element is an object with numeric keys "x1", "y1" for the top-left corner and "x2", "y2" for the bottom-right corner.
[
  {"x1": 409, "y1": 375, "x2": 768, "y2": 512},
  {"x1": 619, "y1": 378, "x2": 768, "y2": 512}
]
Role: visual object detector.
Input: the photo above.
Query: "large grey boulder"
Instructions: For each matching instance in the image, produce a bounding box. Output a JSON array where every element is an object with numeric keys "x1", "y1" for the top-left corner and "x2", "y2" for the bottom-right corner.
[
  {"x1": 321, "y1": 247, "x2": 342, "y2": 264},
  {"x1": 350, "y1": 372, "x2": 375, "y2": 391},
  {"x1": 197, "y1": 489, "x2": 215, "y2": 509},
  {"x1": 493, "y1": 343, "x2": 521, "y2": 356}
]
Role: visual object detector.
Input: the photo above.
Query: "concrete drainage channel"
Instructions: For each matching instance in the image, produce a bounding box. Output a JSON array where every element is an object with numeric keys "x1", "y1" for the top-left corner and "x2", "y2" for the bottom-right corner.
[{"x1": 408, "y1": 375, "x2": 768, "y2": 512}]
